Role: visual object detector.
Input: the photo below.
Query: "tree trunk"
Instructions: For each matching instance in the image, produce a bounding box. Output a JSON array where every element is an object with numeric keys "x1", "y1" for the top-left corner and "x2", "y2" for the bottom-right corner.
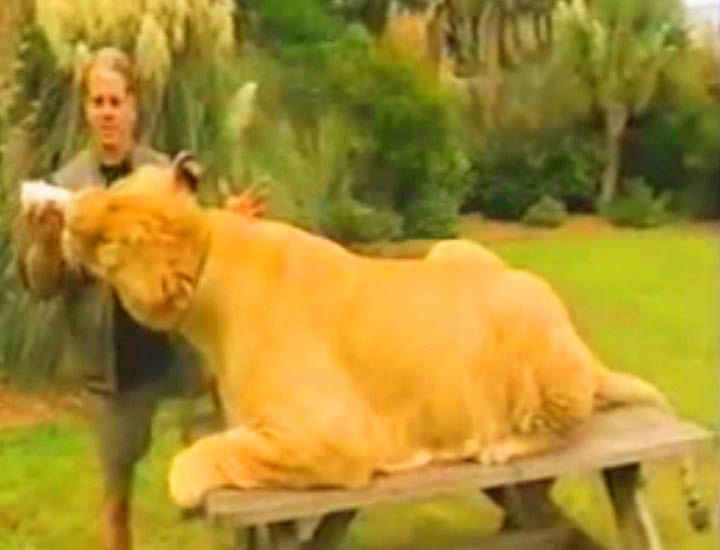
[
  {"x1": 479, "y1": 4, "x2": 502, "y2": 130},
  {"x1": 468, "y1": 13, "x2": 480, "y2": 71},
  {"x1": 359, "y1": 0, "x2": 391, "y2": 34},
  {"x1": 497, "y1": 6, "x2": 508, "y2": 68},
  {"x1": 600, "y1": 102, "x2": 629, "y2": 204},
  {"x1": 425, "y1": 2, "x2": 445, "y2": 70},
  {"x1": 478, "y1": 2, "x2": 495, "y2": 69},
  {"x1": 544, "y1": 11, "x2": 553, "y2": 48},
  {"x1": 507, "y1": 11, "x2": 524, "y2": 63},
  {"x1": 532, "y1": 11, "x2": 543, "y2": 51}
]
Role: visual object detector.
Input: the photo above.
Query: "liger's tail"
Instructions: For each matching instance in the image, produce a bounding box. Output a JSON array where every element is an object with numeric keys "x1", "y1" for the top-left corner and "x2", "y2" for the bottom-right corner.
[
  {"x1": 595, "y1": 366, "x2": 709, "y2": 532},
  {"x1": 594, "y1": 367, "x2": 672, "y2": 413}
]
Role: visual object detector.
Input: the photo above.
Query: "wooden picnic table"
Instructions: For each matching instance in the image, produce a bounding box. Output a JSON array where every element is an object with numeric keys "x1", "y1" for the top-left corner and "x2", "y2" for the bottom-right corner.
[{"x1": 202, "y1": 406, "x2": 715, "y2": 550}]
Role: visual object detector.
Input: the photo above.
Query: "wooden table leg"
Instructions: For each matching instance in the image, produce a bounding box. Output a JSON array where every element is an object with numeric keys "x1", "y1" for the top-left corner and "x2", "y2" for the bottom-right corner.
[
  {"x1": 303, "y1": 510, "x2": 357, "y2": 550},
  {"x1": 485, "y1": 479, "x2": 603, "y2": 549},
  {"x1": 603, "y1": 464, "x2": 663, "y2": 550},
  {"x1": 235, "y1": 526, "x2": 260, "y2": 550},
  {"x1": 268, "y1": 521, "x2": 302, "y2": 550},
  {"x1": 486, "y1": 480, "x2": 559, "y2": 530}
]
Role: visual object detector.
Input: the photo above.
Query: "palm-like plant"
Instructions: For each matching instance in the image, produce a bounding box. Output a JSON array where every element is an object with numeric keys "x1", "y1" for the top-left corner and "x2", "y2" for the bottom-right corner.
[
  {"x1": 554, "y1": 0, "x2": 686, "y2": 203},
  {"x1": 432, "y1": 0, "x2": 560, "y2": 128}
]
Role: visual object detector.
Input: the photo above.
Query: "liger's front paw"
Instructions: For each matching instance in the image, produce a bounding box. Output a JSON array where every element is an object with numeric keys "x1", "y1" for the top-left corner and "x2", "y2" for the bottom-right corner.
[{"x1": 168, "y1": 446, "x2": 215, "y2": 509}]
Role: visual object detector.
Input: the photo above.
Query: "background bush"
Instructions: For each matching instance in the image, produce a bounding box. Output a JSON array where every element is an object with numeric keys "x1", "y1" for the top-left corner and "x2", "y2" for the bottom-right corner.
[
  {"x1": 599, "y1": 178, "x2": 673, "y2": 228},
  {"x1": 623, "y1": 103, "x2": 720, "y2": 220},
  {"x1": 466, "y1": 131, "x2": 602, "y2": 220},
  {"x1": 523, "y1": 195, "x2": 569, "y2": 227}
]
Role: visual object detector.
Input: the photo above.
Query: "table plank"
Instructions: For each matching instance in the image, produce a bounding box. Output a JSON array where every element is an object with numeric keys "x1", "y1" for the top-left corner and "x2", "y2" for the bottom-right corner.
[{"x1": 205, "y1": 406, "x2": 714, "y2": 526}]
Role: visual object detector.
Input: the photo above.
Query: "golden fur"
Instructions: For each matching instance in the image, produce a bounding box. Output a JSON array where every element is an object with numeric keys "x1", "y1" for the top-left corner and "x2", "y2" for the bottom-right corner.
[{"x1": 63, "y1": 164, "x2": 671, "y2": 508}]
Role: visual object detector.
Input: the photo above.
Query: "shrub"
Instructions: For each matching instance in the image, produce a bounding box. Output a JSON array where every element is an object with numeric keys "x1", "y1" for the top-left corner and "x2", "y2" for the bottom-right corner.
[
  {"x1": 677, "y1": 105, "x2": 720, "y2": 219},
  {"x1": 599, "y1": 178, "x2": 673, "y2": 228},
  {"x1": 403, "y1": 188, "x2": 463, "y2": 239},
  {"x1": 621, "y1": 95, "x2": 719, "y2": 219},
  {"x1": 334, "y1": 52, "x2": 473, "y2": 237},
  {"x1": 253, "y1": 0, "x2": 344, "y2": 48},
  {"x1": 523, "y1": 195, "x2": 569, "y2": 227},
  {"x1": 316, "y1": 198, "x2": 403, "y2": 244},
  {"x1": 243, "y1": 24, "x2": 473, "y2": 240},
  {"x1": 467, "y1": 131, "x2": 601, "y2": 220}
]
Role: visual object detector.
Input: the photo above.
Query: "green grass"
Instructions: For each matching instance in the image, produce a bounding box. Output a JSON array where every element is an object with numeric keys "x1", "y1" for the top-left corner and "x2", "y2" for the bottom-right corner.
[{"x1": 0, "y1": 223, "x2": 717, "y2": 549}]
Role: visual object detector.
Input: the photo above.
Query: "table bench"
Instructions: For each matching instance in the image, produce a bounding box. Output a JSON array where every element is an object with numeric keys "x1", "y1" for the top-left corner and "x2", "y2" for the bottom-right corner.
[{"x1": 202, "y1": 406, "x2": 715, "y2": 550}]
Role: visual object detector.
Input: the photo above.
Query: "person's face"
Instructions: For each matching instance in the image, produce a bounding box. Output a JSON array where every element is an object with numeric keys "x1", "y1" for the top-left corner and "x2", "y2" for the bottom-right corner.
[{"x1": 84, "y1": 66, "x2": 137, "y2": 156}]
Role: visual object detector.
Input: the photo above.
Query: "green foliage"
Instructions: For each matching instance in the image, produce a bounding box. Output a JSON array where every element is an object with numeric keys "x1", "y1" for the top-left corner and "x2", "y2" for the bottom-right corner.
[
  {"x1": 622, "y1": 101, "x2": 720, "y2": 220},
  {"x1": 552, "y1": 0, "x2": 695, "y2": 203},
  {"x1": 329, "y1": 51, "x2": 473, "y2": 237},
  {"x1": 500, "y1": 60, "x2": 593, "y2": 133},
  {"x1": 1, "y1": 24, "x2": 83, "y2": 185},
  {"x1": 623, "y1": 111, "x2": 685, "y2": 193},
  {"x1": 0, "y1": 21, "x2": 80, "y2": 381},
  {"x1": 555, "y1": 0, "x2": 686, "y2": 112},
  {"x1": 253, "y1": 0, "x2": 346, "y2": 48},
  {"x1": 251, "y1": 22, "x2": 473, "y2": 239},
  {"x1": 680, "y1": 104, "x2": 720, "y2": 219},
  {"x1": 670, "y1": 104, "x2": 718, "y2": 220},
  {"x1": 598, "y1": 178, "x2": 673, "y2": 227},
  {"x1": 523, "y1": 195, "x2": 569, "y2": 227},
  {"x1": 316, "y1": 197, "x2": 403, "y2": 243},
  {"x1": 403, "y1": 187, "x2": 463, "y2": 239},
  {"x1": 35, "y1": 0, "x2": 236, "y2": 70},
  {"x1": 468, "y1": 132, "x2": 601, "y2": 219}
]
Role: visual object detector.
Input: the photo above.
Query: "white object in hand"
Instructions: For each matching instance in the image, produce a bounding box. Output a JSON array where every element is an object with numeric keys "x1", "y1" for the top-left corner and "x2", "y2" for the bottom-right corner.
[{"x1": 21, "y1": 180, "x2": 72, "y2": 212}]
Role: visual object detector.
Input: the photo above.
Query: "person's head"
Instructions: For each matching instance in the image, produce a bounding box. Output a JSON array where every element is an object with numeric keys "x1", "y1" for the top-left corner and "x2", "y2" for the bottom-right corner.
[{"x1": 82, "y1": 47, "x2": 138, "y2": 164}]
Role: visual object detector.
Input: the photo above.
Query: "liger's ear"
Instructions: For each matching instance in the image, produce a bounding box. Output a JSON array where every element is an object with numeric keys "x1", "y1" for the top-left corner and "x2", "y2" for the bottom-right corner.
[{"x1": 172, "y1": 151, "x2": 202, "y2": 194}]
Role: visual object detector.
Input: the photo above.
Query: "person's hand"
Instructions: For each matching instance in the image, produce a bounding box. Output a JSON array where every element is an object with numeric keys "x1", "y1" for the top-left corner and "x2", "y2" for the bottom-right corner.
[
  {"x1": 223, "y1": 189, "x2": 266, "y2": 218},
  {"x1": 25, "y1": 202, "x2": 64, "y2": 246}
]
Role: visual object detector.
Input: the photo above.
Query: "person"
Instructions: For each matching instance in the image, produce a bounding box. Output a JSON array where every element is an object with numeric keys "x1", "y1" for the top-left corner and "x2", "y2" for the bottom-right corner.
[{"x1": 15, "y1": 47, "x2": 204, "y2": 550}]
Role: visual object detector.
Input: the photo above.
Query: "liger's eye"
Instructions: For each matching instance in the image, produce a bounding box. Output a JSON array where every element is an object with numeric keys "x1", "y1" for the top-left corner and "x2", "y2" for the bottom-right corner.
[{"x1": 92, "y1": 233, "x2": 110, "y2": 246}]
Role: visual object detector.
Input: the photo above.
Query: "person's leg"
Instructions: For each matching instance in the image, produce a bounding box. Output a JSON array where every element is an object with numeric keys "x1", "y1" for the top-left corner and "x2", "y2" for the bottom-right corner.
[
  {"x1": 178, "y1": 377, "x2": 226, "y2": 445},
  {"x1": 93, "y1": 383, "x2": 164, "y2": 550},
  {"x1": 170, "y1": 349, "x2": 225, "y2": 444}
]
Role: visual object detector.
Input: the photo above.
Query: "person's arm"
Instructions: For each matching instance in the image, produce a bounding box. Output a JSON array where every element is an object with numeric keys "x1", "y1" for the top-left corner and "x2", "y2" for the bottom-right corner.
[
  {"x1": 222, "y1": 177, "x2": 269, "y2": 218},
  {"x1": 13, "y1": 151, "x2": 101, "y2": 299},
  {"x1": 13, "y1": 201, "x2": 68, "y2": 299},
  {"x1": 223, "y1": 190, "x2": 266, "y2": 217}
]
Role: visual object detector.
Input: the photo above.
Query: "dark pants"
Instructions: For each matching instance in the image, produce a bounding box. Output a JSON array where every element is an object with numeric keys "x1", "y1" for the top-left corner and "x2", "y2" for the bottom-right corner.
[
  {"x1": 92, "y1": 379, "x2": 169, "y2": 496},
  {"x1": 91, "y1": 368, "x2": 219, "y2": 496}
]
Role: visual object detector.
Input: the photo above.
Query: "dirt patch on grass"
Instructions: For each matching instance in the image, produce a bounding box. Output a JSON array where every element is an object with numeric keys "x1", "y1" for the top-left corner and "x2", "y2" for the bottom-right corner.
[
  {"x1": 353, "y1": 215, "x2": 718, "y2": 258},
  {"x1": 352, "y1": 215, "x2": 624, "y2": 258},
  {"x1": 458, "y1": 214, "x2": 620, "y2": 242},
  {"x1": 0, "y1": 381, "x2": 84, "y2": 430}
]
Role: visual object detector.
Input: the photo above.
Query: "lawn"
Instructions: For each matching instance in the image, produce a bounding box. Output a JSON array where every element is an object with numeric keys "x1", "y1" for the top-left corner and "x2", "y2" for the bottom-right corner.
[{"x1": 1, "y1": 220, "x2": 717, "y2": 549}]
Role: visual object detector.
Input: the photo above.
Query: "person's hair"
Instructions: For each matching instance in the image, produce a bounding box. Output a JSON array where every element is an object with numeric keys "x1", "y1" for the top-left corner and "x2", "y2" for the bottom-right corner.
[{"x1": 81, "y1": 47, "x2": 138, "y2": 99}]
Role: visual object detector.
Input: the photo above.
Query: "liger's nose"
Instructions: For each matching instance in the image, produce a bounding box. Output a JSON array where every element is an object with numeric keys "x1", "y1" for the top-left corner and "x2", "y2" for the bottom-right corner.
[{"x1": 64, "y1": 187, "x2": 104, "y2": 233}]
